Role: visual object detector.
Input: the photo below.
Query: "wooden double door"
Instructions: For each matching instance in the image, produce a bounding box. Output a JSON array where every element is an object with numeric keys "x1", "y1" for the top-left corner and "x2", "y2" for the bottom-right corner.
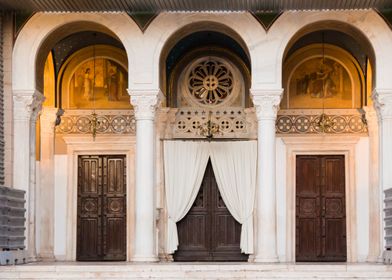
[
  {"x1": 296, "y1": 155, "x2": 346, "y2": 262},
  {"x1": 77, "y1": 155, "x2": 126, "y2": 261},
  {"x1": 174, "y1": 161, "x2": 248, "y2": 261}
]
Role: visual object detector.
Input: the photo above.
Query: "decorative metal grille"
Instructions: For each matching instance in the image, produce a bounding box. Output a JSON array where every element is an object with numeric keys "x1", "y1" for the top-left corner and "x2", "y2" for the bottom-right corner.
[
  {"x1": 188, "y1": 58, "x2": 233, "y2": 106},
  {"x1": 55, "y1": 110, "x2": 136, "y2": 135}
]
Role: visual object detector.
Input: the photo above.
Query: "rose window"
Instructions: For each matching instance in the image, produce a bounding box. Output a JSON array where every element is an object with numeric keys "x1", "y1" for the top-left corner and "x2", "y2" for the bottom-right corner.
[{"x1": 188, "y1": 59, "x2": 233, "y2": 106}]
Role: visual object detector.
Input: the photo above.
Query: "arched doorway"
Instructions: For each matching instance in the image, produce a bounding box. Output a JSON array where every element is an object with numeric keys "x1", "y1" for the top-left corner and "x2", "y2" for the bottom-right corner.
[
  {"x1": 161, "y1": 28, "x2": 252, "y2": 261},
  {"x1": 281, "y1": 28, "x2": 373, "y2": 262},
  {"x1": 50, "y1": 34, "x2": 130, "y2": 261}
]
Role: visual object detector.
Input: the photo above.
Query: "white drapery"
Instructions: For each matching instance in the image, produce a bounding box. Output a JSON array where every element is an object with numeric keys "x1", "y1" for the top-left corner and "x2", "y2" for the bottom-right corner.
[
  {"x1": 210, "y1": 141, "x2": 257, "y2": 254},
  {"x1": 164, "y1": 140, "x2": 257, "y2": 254},
  {"x1": 164, "y1": 141, "x2": 210, "y2": 254}
]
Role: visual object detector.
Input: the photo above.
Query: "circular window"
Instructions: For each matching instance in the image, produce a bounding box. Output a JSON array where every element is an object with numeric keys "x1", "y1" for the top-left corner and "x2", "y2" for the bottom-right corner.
[
  {"x1": 188, "y1": 59, "x2": 233, "y2": 106},
  {"x1": 178, "y1": 56, "x2": 243, "y2": 108}
]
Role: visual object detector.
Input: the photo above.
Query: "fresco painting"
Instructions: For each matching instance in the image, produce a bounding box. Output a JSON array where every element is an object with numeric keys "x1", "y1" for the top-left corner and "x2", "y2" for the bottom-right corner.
[
  {"x1": 69, "y1": 58, "x2": 130, "y2": 109},
  {"x1": 288, "y1": 57, "x2": 352, "y2": 108}
]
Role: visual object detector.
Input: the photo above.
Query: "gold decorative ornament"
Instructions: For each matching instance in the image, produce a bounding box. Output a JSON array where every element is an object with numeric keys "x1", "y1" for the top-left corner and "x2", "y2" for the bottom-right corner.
[
  {"x1": 313, "y1": 113, "x2": 334, "y2": 133},
  {"x1": 197, "y1": 111, "x2": 221, "y2": 140},
  {"x1": 89, "y1": 112, "x2": 100, "y2": 140}
]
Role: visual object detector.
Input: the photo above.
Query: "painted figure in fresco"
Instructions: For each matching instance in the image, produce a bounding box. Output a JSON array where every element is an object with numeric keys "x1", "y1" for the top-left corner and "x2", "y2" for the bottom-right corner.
[
  {"x1": 296, "y1": 59, "x2": 337, "y2": 98},
  {"x1": 313, "y1": 60, "x2": 337, "y2": 98},
  {"x1": 107, "y1": 64, "x2": 118, "y2": 101},
  {"x1": 296, "y1": 72, "x2": 310, "y2": 95},
  {"x1": 83, "y1": 68, "x2": 93, "y2": 100}
]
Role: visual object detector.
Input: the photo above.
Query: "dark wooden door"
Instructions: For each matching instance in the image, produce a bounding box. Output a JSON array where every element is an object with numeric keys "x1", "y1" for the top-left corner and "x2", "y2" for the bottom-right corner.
[
  {"x1": 77, "y1": 155, "x2": 126, "y2": 261},
  {"x1": 174, "y1": 161, "x2": 248, "y2": 261},
  {"x1": 296, "y1": 155, "x2": 346, "y2": 262}
]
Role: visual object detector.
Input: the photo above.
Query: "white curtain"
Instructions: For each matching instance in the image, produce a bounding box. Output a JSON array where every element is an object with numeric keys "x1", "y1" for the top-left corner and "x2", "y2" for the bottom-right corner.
[
  {"x1": 209, "y1": 141, "x2": 257, "y2": 254},
  {"x1": 164, "y1": 141, "x2": 210, "y2": 254}
]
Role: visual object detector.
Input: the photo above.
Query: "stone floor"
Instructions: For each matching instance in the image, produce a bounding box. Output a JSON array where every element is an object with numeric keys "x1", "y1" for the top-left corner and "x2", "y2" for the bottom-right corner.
[{"x1": 0, "y1": 262, "x2": 391, "y2": 280}]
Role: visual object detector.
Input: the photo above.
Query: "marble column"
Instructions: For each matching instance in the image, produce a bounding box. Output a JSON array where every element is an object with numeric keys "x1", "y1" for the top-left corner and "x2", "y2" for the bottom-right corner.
[
  {"x1": 373, "y1": 89, "x2": 392, "y2": 260},
  {"x1": 37, "y1": 107, "x2": 57, "y2": 260},
  {"x1": 13, "y1": 90, "x2": 44, "y2": 260},
  {"x1": 251, "y1": 89, "x2": 282, "y2": 262},
  {"x1": 130, "y1": 89, "x2": 162, "y2": 262}
]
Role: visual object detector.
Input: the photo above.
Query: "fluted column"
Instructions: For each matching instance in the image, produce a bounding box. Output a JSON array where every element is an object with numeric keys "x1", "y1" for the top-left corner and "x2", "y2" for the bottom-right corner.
[
  {"x1": 13, "y1": 90, "x2": 44, "y2": 260},
  {"x1": 37, "y1": 107, "x2": 57, "y2": 260},
  {"x1": 251, "y1": 89, "x2": 282, "y2": 262},
  {"x1": 130, "y1": 89, "x2": 163, "y2": 262},
  {"x1": 373, "y1": 89, "x2": 392, "y2": 260}
]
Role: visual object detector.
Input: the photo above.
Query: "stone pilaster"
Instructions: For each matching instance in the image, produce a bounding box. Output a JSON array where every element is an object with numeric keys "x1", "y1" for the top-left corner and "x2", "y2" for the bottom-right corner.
[
  {"x1": 373, "y1": 89, "x2": 392, "y2": 191},
  {"x1": 13, "y1": 90, "x2": 45, "y2": 260},
  {"x1": 361, "y1": 106, "x2": 382, "y2": 262},
  {"x1": 37, "y1": 107, "x2": 57, "y2": 260},
  {"x1": 129, "y1": 89, "x2": 163, "y2": 262},
  {"x1": 372, "y1": 89, "x2": 392, "y2": 263},
  {"x1": 251, "y1": 89, "x2": 282, "y2": 262}
]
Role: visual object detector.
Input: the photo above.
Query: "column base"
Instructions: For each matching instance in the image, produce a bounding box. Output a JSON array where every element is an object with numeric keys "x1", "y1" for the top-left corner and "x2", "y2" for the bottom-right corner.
[
  {"x1": 38, "y1": 252, "x2": 55, "y2": 261},
  {"x1": 131, "y1": 255, "x2": 159, "y2": 262},
  {"x1": 253, "y1": 255, "x2": 279, "y2": 263}
]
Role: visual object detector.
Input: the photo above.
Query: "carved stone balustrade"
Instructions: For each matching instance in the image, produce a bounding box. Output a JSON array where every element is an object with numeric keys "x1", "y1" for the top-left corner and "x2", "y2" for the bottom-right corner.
[
  {"x1": 55, "y1": 110, "x2": 136, "y2": 135},
  {"x1": 276, "y1": 109, "x2": 368, "y2": 135},
  {"x1": 169, "y1": 107, "x2": 257, "y2": 139}
]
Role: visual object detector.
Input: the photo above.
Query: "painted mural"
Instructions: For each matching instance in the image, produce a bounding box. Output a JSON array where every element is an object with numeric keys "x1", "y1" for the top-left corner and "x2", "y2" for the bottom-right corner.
[
  {"x1": 68, "y1": 58, "x2": 130, "y2": 109},
  {"x1": 287, "y1": 57, "x2": 352, "y2": 108}
]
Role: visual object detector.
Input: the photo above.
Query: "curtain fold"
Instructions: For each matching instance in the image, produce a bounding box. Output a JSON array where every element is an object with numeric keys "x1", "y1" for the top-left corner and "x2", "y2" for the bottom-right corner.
[
  {"x1": 164, "y1": 141, "x2": 210, "y2": 254},
  {"x1": 209, "y1": 141, "x2": 257, "y2": 254}
]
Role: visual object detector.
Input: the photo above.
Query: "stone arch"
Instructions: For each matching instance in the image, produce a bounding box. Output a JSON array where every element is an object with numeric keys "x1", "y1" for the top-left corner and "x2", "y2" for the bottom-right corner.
[
  {"x1": 142, "y1": 12, "x2": 265, "y2": 90},
  {"x1": 267, "y1": 10, "x2": 392, "y2": 90},
  {"x1": 12, "y1": 12, "x2": 141, "y2": 94},
  {"x1": 11, "y1": 13, "x2": 141, "y2": 257}
]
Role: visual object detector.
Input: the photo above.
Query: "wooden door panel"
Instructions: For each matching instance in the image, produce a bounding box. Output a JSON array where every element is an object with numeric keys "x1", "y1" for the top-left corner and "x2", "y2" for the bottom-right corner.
[
  {"x1": 324, "y1": 219, "x2": 346, "y2": 260},
  {"x1": 78, "y1": 218, "x2": 100, "y2": 260},
  {"x1": 103, "y1": 217, "x2": 126, "y2": 260},
  {"x1": 297, "y1": 219, "x2": 318, "y2": 260},
  {"x1": 214, "y1": 214, "x2": 240, "y2": 247},
  {"x1": 324, "y1": 157, "x2": 345, "y2": 194},
  {"x1": 298, "y1": 198, "x2": 318, "y2": 217},
  {"x1": 77, "y1": 156, "x2": 102, "y2": 261},
  {"x1": 81, "y1": 158, "x2": 100, "y2": 194},
  {"x1": 107, "y1": 157, "x2": 125, "y2": 193},
  {"x1": 296, "y1": 156, "x2": 320, "y2": 195},
  {"x1": 77, "y1": 155, "x2": 126, "y2": 261},
  {"x1": 178, "y1": 215, "x2": 208, "y2": 248},
  {"x1": 296, "y1": 155, "x2": 346, "y2": 262}
]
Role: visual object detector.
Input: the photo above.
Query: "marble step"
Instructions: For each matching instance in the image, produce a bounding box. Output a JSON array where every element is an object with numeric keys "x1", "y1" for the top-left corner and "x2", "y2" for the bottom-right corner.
[{"x1": 0, "y1": 263, "x2": 392, "y2": 279}]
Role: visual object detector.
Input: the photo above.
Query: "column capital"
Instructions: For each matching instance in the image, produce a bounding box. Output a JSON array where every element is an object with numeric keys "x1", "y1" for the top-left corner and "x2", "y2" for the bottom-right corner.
[
  {"x1": 250, "y1": 88, "x2": 283, "y2": 121},
  {"x1": 129, "y1": 89, "x2": 164, "y2": 120},
  {"x1": 13, "y1": 90, "x2": 45, "y2": 121},
  {"x1": 372, "y1": 89, "x2": 392, "y2": 120}
]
